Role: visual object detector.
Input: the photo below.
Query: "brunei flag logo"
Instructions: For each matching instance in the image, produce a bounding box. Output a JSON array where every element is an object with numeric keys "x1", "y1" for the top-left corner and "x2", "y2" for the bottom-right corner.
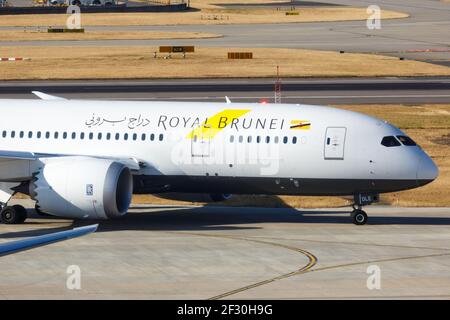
[{"x1": 290, "y1": 120, "x2": 311, "y2": 130}]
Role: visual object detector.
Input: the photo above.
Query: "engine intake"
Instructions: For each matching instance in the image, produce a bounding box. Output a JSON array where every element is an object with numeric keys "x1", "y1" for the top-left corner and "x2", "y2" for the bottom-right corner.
[{"x1": 30, "y1": 156, "x2": 133, "y2": 219}]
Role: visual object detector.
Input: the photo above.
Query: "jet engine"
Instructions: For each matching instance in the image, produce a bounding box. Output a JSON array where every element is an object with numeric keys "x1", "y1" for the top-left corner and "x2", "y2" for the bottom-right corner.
[{"x1": 29, "y1": 157, "x2": 133, "y2": 219}]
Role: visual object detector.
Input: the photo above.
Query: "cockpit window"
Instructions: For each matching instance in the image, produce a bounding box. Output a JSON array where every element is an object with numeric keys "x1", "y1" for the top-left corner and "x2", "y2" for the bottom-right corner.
[
  {"x1": 397, "y1": 135, "x2": 417, "y2": 146},
  {"x1": 381, "y1": 136, "x2": 401, "y2": 147}
]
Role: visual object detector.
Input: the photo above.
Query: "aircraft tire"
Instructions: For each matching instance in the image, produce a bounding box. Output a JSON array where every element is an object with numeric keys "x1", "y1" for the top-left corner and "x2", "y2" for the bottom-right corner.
[
  {"x1": 0, "y1": 205, "x2": 27, "y2": 224},
  {"x1": 351, "y1": 209, "x2": 368, "y2": 225}
]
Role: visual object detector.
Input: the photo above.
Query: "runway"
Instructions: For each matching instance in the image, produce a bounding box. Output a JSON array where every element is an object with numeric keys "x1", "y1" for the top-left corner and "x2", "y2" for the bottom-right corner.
[
  {"x1": 1, "y1": 77, "x2": 449, "y2": 104},
  {"x1": 1, "y1": 0, "x2": 449, "y2": 65},
  {"x1": 0, "y1": 200, "x2": 449, "y2": 299}
]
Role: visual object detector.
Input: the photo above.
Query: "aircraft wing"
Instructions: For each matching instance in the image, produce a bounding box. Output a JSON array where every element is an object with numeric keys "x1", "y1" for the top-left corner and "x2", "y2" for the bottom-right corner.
[
  {"x1": 0, "y1": 150, "x2": 59, "y2": 161},
  {"x1": 0, "y1": 224, "x2": 98, "y2": 257},
  {"x1": 0, "y1": 150, "x2": 143, "y2": 171}
]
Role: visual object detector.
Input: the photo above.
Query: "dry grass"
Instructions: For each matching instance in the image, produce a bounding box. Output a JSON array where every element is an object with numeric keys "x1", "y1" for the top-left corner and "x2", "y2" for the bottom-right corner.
[
  {"x1": 132, "y1": 194, "x2": 351, "y2": 208},
  {"x1": 0, "y1": 30, "x2": 221, "y2": 42},
  {"x1": 131, "y1": 104, "x2": 450, "y2": 208},
  {"x1": 0, "y1": 7, "x2": 407, "y2": 27},
  {"x1": 1, "y1": 46, "x2": 449, "y2": 80}
]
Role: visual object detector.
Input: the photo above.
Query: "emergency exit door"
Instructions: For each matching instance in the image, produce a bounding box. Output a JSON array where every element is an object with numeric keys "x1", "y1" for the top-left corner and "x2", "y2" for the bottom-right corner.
[
  {"x1": 191, "y1": 124, "x2": 211, "y2": 157},
  {"x1": 324, "y1": 127, "x2": 346, "y2": 160}
]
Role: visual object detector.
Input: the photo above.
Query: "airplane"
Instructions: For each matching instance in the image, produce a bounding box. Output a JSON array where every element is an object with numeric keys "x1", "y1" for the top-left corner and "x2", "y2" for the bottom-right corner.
[{"x1": 0, "y1": 92, "x2": 438, "y2": 226}]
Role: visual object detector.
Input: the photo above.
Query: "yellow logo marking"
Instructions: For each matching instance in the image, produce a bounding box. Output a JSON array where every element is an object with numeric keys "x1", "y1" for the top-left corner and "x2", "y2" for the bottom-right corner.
[
  {"x1": 290, "y1": 120, "x2": 311, "y2": 130},
  {"x1": 187, "y1": 109, "x2": 251, "y2": 140}
]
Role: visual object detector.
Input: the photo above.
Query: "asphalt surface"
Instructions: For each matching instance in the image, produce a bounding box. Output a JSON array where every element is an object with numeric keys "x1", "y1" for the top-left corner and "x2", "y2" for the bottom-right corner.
[
  {"x1": 1, "y1": 199, "x2": 449, "y2": 299},
  {"x1": 1, "y1": 0, "x2": 449, "y2": 65},
  {"x1": 1, "y1": 77, "x2": 449, "y2": 104}
]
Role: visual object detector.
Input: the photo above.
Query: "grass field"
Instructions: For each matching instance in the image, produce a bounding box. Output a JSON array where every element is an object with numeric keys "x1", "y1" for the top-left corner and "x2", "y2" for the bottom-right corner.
[
  {"x1": 0, "y1": 30, "x2": 221, "y2": 42},
  {"x1": 132, "y1": 104, "x2": 450, "y2": 208},
  {"x1": 0, "y1": 7, "x2": 407, "y2": 27},
  {"x1": 1, "y1": 47, "x2": 449, "y2": 80}
]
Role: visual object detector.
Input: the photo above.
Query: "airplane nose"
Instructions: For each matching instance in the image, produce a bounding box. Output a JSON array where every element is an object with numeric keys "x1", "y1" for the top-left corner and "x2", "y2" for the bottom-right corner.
[{"x1": 417, "y1": 154, "x2": 439, "y2": 185}]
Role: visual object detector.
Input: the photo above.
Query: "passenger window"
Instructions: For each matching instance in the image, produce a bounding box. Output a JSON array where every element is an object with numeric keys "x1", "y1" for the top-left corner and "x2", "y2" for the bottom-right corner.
[
  {"x1": 80, "y1": 132, "x2": 85, "y2": 140},
  {"x1": 266, "y1": 136, "x2": 270, "y2": 143},
  {"x1": 274, "y1": 136, "x2": 279, "y2": 144},
  {"x1": 283, "y1": 136, "x2": 288, "y2": 144},
  {"x1": 141, "y1": 134, "x2": 146, "y2": 141},
  {"x1": 133, "y1": 133, "x2": 137, "y2": 141},
  {"x1": 28, "y1": 131, "x2": 33, "y2": 138},
  {"x1": 19, "y1": 131, "x2": 24, "y2": 138},
  {"x1": 239, "y1": 136, "x2": 243, "y2": 143},
  {"x1": 124, "y1": 133, "x2": 129, "y2": 141},
  {"x1": 54, "y1": 132, "x2": 59, "y2": 139},
  {"x1": 397, "y1": 135, "x2": 417, "y2": 146},
  {"x1": 89, "y1": 133, "x2": 93, "y2": 140},
  {"x1": 45, "y1": 132, "x2": 50, "y2": 139},
  {"x1": 11, "y1": 131, "x2": 15, "y2": 138},
  {"x1": 230, "y1": 135, "x2": 234, "y2": 143},
  {"x1": 247, "y1": 136, "x2": 252, "y2": 143},
  {"x1": 63, "y1": 132, "x2": 67, "y2": 139},
  {"x1": 292, "y1": 137, "x2": 297, "y2": 144},
  {"x1": 37, "y1": 132, "x2": 41, "y2": 139},
  {"x1": 381, "y1": 136, "x2": 401, "y2": 147},
  {"x1": 2, "y1": 131, "x2": 6, "y2": 138},
  {"x1": 256, "y1": 136, "x2": 261, "y2": 143},
  {"x1": 150, "y1": 134, "x2": 155, "y2": 141},
  {"x1": 107, "y1": 133, "x2": 111, "y2": 140},
  {"x1": 71, "y1": 132, "x2": 76, "y2": 139},
  {"x1": 159, "y1": 134, "x2": 164, "y2": 141},
  {"x1": 115, "y1": 133, "x2": 120, "y2": 140},
  {"x1": 98, "y1": 133, "x2": 102, "y2": 140}
]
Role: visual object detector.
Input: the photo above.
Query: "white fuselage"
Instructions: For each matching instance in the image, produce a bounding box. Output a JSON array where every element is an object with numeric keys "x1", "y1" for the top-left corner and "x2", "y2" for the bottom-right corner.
[{"x1": 0, "y1": 99, "x2": 438, "y2": 196}]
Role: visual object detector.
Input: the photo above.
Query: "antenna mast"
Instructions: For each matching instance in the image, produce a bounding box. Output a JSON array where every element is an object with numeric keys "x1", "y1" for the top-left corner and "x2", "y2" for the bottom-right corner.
[{"x1": 274, "y1": 65, "x2": 281, "y2": 104}]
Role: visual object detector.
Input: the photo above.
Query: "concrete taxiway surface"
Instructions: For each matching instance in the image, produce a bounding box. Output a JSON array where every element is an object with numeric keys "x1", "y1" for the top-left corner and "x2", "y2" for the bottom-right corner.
[
  {"x1": 1, "y1": 0, "x2": 448, "y2": 65},
  {"x1": 1, "y1": 200, "x2": 449, "y2": 299},
  {"x1": 1, "y1": 77, "x2": 449, "y2": 104}
]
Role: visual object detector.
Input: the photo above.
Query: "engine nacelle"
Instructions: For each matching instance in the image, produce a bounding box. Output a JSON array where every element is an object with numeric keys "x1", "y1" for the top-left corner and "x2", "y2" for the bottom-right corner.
[{"x1": 29, "y1": 156, "x2": 133, "y2": 219}]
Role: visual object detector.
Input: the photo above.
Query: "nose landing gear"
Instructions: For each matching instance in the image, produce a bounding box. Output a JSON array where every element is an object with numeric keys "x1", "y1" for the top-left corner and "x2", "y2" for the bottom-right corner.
[
  {"x1": 350, "y1": 193, "x2": 379, "y2": 225},
  {"x1": 351, "y1": 206, "x2": 368, "y2": 225}
]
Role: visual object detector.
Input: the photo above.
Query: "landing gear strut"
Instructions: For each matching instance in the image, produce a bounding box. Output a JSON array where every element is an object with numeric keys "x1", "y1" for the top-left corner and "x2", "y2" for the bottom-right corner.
[
  {"x1": 0, "y1": 204, "x2": 27, "y2": 224},
  {"x1": 350, "y1": 193, "x2": 379, "y2": 225}
]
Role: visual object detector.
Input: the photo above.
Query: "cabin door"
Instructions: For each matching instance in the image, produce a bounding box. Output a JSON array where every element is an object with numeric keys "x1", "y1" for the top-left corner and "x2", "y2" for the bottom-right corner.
[
  {"x1": 191, "y1": 124, "x2": 211, "y2": 158},
  {"x1": 324, "y1": 127, "x2": 346, "y2": 160}
]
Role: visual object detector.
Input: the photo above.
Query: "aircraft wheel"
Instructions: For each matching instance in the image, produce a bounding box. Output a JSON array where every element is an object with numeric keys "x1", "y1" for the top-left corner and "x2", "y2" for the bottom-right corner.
[
  {"x1": 351, "y1": 209, "x2": 368, "y2": 225},
  {"x1": 0, "y1": 205, "x2": 27, "y2": 224}
]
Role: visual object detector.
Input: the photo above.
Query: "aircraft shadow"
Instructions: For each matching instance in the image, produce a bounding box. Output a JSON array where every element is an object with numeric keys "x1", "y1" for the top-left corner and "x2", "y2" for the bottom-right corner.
[
  {"x1": 2, "y1": 206, "x2": 450, "y2": 240},
  {"x1": 82, "y1": 206, "x2": 450, "y2": 233}
]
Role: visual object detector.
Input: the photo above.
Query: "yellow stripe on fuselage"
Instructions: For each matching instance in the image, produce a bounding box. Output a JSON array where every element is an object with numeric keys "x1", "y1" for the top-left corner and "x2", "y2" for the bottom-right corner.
[{"x1": 186, "y1": 109, "x2": 251, "y2": 139}]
